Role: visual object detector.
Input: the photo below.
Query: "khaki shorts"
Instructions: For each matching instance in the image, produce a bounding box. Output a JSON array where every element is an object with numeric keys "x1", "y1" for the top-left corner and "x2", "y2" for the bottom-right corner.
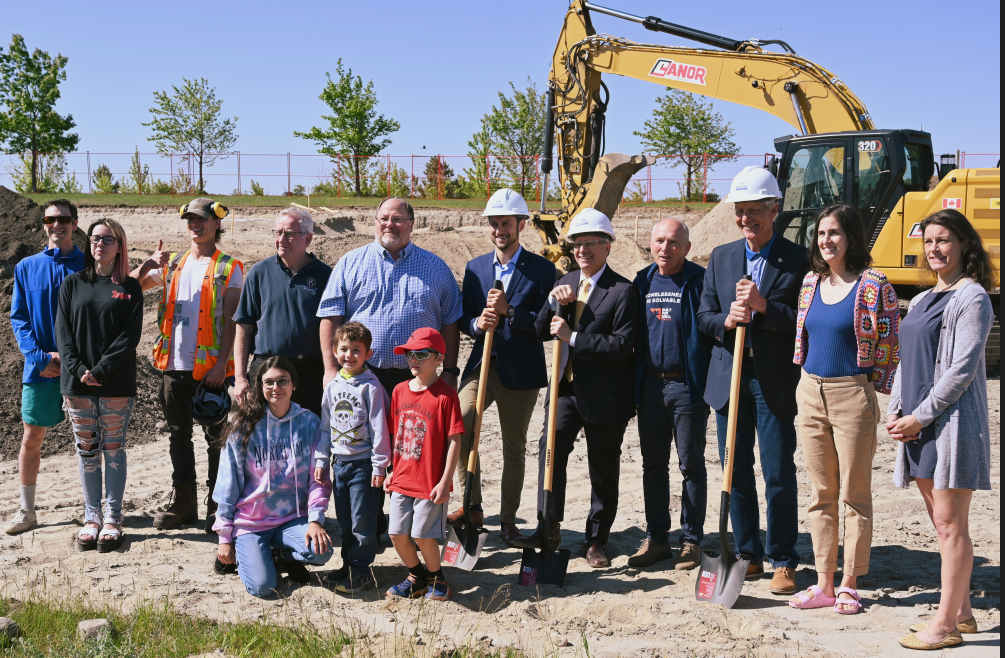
[{"x1": 388, "y1": 492, "x2": 447, "y2": 539}]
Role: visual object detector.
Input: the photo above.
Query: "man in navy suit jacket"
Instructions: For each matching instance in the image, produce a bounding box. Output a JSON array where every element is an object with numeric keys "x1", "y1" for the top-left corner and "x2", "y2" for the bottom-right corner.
[
  {"x1": 453, "y1": 190, "x2": 556, "y2": 547},
  {"x1": 513, "y1": 209, "x2": 639, "y2": 569},
  {"x1": 697, "y1": 167, "x2": 807, "y2": 596}
]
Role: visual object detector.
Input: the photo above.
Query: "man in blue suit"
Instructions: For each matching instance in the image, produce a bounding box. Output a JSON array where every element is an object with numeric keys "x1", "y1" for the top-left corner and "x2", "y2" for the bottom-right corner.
[
  {"x1": 697, "y1": 167, "x2": 808, "y2": 596},
  {"x1": 451, "y1": 189, "x2": 557, "y2": 547}
]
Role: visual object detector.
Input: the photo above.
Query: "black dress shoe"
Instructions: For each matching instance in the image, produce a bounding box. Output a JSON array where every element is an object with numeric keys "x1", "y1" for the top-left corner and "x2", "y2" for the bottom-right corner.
[{"x1": 585, "y1": 541, "x2": 609, "y2": 568}]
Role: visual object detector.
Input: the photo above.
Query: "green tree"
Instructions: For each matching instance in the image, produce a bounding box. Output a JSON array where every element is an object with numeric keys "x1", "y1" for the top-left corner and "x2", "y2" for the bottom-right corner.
[
  {"x1": 0, "y1": 34, "x2": 80, "y2": 193},
  {"x1": 119, "y1": 147, "x2": 151, "y2": 194},
  {"x1": 294, "y1": 59, "x2": 400, "y2": 197},
  {"x1": 484, "y1": 78, "x2": 545, "y2": 199},
  {"x1": 633, "y1": 89, "x2": 738, "y2": 201},
  {"x1": 143, "y1": 77, "x2": 238, "y2": 193},
  {"x1": 460, "y1": 118, "x2": 502, "y2": 199}
]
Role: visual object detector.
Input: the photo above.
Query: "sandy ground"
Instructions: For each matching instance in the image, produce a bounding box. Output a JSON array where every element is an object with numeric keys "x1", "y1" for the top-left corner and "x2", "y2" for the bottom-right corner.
[{"x1": 0, "y1": 205, "x2": 999, "y2": 657}]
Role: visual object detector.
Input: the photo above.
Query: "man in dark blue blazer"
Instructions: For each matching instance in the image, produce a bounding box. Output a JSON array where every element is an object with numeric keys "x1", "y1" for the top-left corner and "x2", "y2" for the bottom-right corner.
[
  {"x1": 630, "y1": 218, "x2": 712, "y2": 572},
  {"x1": 453, "y1": 190, "x2": 557, "y2": 547},
  {"x1": 696, "y1": 167, "x2": 808, "y2": 596},
  {"x1": 513, "y1": 209, "x2": 639, "y2": 569}
]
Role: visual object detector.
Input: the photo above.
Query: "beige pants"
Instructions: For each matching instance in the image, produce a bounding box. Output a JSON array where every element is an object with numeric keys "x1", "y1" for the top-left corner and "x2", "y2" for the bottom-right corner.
[
  {"x1": 456, "y1": 359, "x2": 539, "y2": 524},
  {"x1": 796, "y1": 370, "x2": 880, "y2": 576}
]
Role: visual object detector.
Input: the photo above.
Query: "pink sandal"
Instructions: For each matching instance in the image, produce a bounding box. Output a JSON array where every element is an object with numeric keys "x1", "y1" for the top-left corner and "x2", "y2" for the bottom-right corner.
[
  {"x1": 833, "y1": 587, "x2": 862, "y2": 614},
  {"x1": 788, "y1": 585, "x2": 836, "y2": 609}
]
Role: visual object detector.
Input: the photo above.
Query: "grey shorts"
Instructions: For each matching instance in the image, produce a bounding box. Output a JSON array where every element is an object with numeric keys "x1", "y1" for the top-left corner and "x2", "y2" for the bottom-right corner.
[{"x1": 388, "y1": 492, "x2": 447, "y2": 539}]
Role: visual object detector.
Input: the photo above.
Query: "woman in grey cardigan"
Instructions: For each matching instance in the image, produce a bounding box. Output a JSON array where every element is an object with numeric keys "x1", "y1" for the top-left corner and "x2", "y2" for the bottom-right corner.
[{"x1": 886, "y1": 209, "x2": 995, "y2": 651}]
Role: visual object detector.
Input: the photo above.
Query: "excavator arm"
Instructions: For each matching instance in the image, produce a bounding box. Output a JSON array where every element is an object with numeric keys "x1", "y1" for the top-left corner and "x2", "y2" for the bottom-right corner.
[{"x1": 535, "y1": 0, "x2": 875, "y2": 267}]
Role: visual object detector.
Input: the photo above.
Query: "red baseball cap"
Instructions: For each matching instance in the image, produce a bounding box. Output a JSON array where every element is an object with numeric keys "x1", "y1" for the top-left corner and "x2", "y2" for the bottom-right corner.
[{"x1": 393, "y1": 327, "x2": 446, "y2": 355}]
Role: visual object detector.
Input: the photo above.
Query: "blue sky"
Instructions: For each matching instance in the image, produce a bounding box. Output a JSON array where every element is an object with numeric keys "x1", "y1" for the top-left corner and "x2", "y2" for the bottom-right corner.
[{"x1": 4, "y1": 0, "x2": 1000, "y2": 160}]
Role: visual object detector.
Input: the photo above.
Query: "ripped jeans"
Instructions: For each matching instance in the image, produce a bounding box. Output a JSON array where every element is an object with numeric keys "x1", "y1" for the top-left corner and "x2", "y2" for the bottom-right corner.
[{"x1": 64, "y1": 396, "x2": 135, "y2": 526}]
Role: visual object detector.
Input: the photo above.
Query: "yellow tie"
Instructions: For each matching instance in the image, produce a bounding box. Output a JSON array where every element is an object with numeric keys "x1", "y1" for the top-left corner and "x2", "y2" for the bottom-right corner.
[{"x1": 565, "y1": 280, "x2": 591, "y2": 382}]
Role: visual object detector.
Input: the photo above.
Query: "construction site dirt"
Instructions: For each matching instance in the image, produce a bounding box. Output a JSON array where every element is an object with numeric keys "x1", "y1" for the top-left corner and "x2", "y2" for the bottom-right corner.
[{"x1": 0, "y1": 194, "x2": 999, "y2": 656}]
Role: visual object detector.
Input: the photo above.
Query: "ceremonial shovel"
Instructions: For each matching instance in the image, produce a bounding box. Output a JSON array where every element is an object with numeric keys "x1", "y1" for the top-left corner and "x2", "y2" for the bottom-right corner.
[
  {"x1": 440, "y1": 280, "x2": 503, "y2": 570},
  {"x1": 695, "y1": 274, "x2": 752, "y2": 608},
  {"x1": 518, "y1": 297, "x2": 571, "y2": 587}
]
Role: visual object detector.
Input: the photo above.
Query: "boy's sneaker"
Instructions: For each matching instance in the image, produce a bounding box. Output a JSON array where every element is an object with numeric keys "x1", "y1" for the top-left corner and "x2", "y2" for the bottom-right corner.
[
  {"x1": 386, "y1": 575, "x2": 427, "y2": 599},
  {"x1": 425, "y1": 577, "x2": 452, "y2": 601},
  {"x1": 325, "y1": 563, "x2": 351, "y2": 584},
  {"x1": 336, "y1": 570, "x2": 374, "y2": 594},
  {"x1": 5, "y1": 509, "x2": 38, "y2": 535}
]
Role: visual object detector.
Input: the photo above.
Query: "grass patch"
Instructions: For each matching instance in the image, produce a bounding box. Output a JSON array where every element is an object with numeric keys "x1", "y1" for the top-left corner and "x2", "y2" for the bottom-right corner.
[{"x1": 19, "y1": 193, "x2": 717, "y2": 213}]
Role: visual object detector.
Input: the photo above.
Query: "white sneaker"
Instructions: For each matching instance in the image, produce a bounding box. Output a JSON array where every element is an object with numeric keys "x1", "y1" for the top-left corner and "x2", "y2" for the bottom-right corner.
[{"x1": 4, "y1": 509, "x2": 38, "y2": 534}]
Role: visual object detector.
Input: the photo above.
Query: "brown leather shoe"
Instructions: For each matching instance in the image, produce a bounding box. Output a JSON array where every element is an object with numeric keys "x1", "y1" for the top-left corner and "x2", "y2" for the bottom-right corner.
[
  {"x1": 500, "y1": 523, "x2": 526, "y2": 547},
  {"x1": 585, "y1": 541, "x2": 609, "y2": 568},
  {"x1": 446, "y1": 507, "x2": 484, "y2": 527},
  {"x1": 769, "y1": 566, "x2": 798, "y2": 594},
  {"x1": 745, "y1": 561, "x2": 764, "y2": 579},
  {"x1": 674, "y1": 541, "x2": 702, "y2": 571},
  {"x1": 512, "y1": 521, "x2": 561, "y2": 550},
  {"x1": 626, "y1": 537, "x2": 674, "y2": 567},
  {"x1": 153, "y1": 482, "x2": 198, "y2": 530}
]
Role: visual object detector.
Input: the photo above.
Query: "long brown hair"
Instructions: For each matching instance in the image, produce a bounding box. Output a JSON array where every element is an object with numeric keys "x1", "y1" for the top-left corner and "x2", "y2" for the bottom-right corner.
[
  {"x1": 83, "y1": 219, "x2": 129, "y2": 284},
  {"x1": 808, "y1": 205, "x2": 873, "y2": 276},
  {"x1": 920, "y1": 209, "x2": 998, "y2": 291},
  {"x1": 222, "y1": 356, "x2": 299, "y2": 450}
]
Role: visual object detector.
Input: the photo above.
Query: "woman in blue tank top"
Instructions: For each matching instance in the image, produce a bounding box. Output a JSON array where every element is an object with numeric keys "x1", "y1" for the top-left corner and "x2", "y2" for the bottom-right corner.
[{"x1": 789, "y1": 205, "x2": 900, "y2": 615}]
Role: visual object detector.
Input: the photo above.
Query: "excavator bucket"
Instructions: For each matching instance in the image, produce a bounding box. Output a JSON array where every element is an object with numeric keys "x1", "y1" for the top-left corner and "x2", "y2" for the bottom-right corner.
[{"x1": 580, "y1": 153, "x2": 649, "y2": 219}]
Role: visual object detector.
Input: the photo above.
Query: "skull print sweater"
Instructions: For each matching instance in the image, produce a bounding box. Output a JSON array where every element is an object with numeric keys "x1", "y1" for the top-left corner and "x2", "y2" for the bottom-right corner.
[
  {"x1": 212, "y1": 403, "x2": 330, "y2": 544},
  {"x1": 316, "y1": 368, "x2": 392, "y2": 478}
]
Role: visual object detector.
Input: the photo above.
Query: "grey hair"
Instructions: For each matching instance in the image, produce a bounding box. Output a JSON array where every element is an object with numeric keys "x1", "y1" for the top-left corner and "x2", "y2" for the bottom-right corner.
[
  {"x1": 277, "y1": 207, "x2": 314, "y2": 233},
  {"x1": 376, "y1": 197, "x2": 415, "y2": 222}
]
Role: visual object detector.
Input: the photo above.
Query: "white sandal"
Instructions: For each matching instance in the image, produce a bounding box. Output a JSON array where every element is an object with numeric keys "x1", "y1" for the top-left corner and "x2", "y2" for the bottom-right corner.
[
  {"x1": 76, "y1": 523, "x2": 100, "y2": 551},
  {"x1": 97, "y1": 522, "x2": 123, "y2": 554}
]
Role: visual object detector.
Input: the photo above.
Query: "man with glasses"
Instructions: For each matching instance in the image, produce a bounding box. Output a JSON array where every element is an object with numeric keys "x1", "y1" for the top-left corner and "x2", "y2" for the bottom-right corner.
[
  {"x1": 5, "y1": 200, "x2": 85, "y2": 535},
  {"x1": 233, "y1": 207, "x2": 331, "y2": 416},
  {"x1": 697, "y1": 167, "x2": 807, "y2": 596},
  {"x1": 514, "y1": 209, "x2": 639, "y2": 569},
  {"x1": 132, "y1": 197, "x2": 244, "y2": 533},
  {"x1": 317, "y1": 196, "x2": 462, "y2": 538}
]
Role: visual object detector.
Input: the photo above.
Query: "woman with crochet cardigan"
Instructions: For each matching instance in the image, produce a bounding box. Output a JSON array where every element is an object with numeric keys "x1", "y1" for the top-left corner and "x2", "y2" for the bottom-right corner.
[
  {"x1": 788, "y1": 205, "x2": 899, "y2": 615},
  {"x1": 887, "y1": 209, "x2": 994, "y2": 651}
]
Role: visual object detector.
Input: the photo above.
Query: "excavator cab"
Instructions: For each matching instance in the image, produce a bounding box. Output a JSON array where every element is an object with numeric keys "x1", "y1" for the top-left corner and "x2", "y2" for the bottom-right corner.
[{"x1": 773, "y1": 129, "x2": 934, "y2": 249}]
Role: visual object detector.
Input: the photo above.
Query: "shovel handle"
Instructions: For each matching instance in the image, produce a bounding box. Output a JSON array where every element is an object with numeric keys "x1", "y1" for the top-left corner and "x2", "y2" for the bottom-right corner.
[
  {"x1": 721, "y1": 274, "x2": 751, "y2": 494},
  {"x1": 543, "y1": 297, "x2": 569, "y2": 493},
  {"x1": 466, "y1": 280, "x2": 504, "y2": 475}
]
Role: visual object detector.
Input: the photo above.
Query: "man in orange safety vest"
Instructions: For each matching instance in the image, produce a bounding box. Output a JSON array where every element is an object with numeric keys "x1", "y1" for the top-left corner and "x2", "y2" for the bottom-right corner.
[{"x1": 132, "y1": 197, "x2": 243, "y2": 533}]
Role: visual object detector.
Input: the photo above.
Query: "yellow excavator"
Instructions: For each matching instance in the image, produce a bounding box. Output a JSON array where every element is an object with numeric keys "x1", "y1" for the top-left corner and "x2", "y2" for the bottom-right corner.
[{"x1": 532, "y1": 0, "x2": 999, "y2": 371}]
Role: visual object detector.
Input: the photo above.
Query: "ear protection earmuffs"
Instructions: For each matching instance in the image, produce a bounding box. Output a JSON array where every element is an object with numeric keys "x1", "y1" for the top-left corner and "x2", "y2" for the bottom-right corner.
[{"x1": 179, "y1": 202, "x2": 229, "y2": 219}]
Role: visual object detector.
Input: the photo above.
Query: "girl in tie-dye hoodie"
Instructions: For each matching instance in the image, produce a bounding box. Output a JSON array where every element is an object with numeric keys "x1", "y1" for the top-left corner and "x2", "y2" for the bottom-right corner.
[{"x1": 212, "y1": 356, "x2": 333, "y2": 597}]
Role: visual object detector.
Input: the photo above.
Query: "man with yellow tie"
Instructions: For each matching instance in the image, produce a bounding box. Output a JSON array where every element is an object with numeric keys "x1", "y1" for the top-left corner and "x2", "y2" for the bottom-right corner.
[{"x1": 513, "y1": 209, "x2": 640, "y2": 568}]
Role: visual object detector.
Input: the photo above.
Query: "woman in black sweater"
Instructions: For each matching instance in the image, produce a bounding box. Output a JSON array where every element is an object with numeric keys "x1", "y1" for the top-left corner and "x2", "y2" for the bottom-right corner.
[{"x1": 57, "y1": 219, "x2": 143, "y2": 552}]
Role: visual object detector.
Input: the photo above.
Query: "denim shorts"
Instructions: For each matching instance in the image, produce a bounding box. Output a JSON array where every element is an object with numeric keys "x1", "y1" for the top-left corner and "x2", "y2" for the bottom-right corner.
[{"x1": 21, "y1": 381, "x2": 65, "y2": 427}]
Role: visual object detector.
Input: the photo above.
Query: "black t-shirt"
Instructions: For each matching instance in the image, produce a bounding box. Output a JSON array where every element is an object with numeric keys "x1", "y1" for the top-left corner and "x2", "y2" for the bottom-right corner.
[
  {"x1": 56, "y1": 272, "x2": 144, "y2": 397},
  {"x1": 644, "y1": 271, "x2": 685, "y2": 373}
]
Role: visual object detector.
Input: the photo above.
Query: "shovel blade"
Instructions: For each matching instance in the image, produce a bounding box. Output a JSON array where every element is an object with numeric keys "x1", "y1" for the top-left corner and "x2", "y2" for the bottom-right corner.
[
  {"x1": 518, "y1": 547, "x2": 571, "y2": 587},
  {"x1": 694, "y1": 552, "x2": 749, "y2": 608},
  {"x1": 441, "y1": 525, "x2": 489, "y2": 571}
]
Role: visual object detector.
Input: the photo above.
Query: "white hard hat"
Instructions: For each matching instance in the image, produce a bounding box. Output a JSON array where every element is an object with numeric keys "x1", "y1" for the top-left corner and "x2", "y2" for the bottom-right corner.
[
  {"x1": 483, "y1": 188, "x2": 530, "y2": 219},
  {"x1": 566, "y1": 208, "x2": 615, "y2": 241},
  {"x1": 727, "y1": 166, "x2": 782, "y2": 202}
]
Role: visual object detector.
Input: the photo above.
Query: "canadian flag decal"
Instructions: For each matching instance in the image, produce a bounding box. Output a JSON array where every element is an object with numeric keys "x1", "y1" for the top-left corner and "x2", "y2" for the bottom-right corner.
[{"x1": 942, "y1": 198, "x2": 963, "y2": 209}]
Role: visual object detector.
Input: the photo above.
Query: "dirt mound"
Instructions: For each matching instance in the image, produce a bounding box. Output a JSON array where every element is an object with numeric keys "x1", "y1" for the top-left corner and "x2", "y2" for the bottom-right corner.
[
  {"x1": 0, "y1": 188, "x2": 161, "y2": 461},
  {"x1": 688, "y1": 199, "x2": 737, "y2": 264}
]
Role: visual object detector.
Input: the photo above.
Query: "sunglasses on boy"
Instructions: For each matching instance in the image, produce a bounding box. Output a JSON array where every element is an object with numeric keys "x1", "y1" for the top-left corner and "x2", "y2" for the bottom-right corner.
[
  {"x1": 404, "y1": 349, "x2": 434, "y2": 361},
  {"x1": 43, "y1": 215, "x2": 75, "y2": 225}
]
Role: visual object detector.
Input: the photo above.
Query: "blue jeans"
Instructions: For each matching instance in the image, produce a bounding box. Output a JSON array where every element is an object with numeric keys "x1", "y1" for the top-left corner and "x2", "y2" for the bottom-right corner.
[
  {"x1": 332, "y1": 458, "x2": 377, "y2": 570},
  {"x1": 234, "y1": 517, "x2": 333, "y2": 598},
  {"x1": 637, "y1": 378, "x2": 709, "y2": 544},
  {"x1": 715, "y1": 365, "x2": 800, "y2": 568},
  {"x1": 64, "y1": 396, "x2": 135, "y2": 526}
]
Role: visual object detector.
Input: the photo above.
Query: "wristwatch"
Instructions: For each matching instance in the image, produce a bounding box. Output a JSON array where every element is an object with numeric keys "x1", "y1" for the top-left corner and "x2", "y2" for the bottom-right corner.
[
  {"x1": 506, "y1": 305, "x2": 516, "y2": 319},
  {"x1": 442, "y1": 366, "x2": 461, "y2": 376}
]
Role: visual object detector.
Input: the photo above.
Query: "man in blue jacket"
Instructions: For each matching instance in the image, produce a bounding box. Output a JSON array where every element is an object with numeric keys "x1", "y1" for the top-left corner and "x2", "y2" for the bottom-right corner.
[
  {"x1": 6, "y1": 199, "x2": 85, "y2": 535},
  {"x1": 629, "y1": 217, "x2": 711, "y2": 571},
  {"x1": 451, "y1": 189, "x2": 556, "y2": 547}
]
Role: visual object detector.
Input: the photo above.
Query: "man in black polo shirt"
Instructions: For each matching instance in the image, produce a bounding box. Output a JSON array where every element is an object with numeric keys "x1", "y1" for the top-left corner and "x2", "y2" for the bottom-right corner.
[{"x1": 233, "y1": 207, "x2": 332, "y2": 415}]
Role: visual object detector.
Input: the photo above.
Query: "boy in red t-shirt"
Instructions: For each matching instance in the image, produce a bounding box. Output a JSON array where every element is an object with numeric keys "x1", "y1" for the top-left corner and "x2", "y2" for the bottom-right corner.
[{"x1": 383, "y1": 327, "x2": 464, "y2": 601}]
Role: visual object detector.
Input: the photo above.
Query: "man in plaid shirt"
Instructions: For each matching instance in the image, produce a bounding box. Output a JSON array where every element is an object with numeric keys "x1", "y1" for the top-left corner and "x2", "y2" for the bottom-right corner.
[{"x1": 317, "y1": 197, "x2": 463, "y2": 537}]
